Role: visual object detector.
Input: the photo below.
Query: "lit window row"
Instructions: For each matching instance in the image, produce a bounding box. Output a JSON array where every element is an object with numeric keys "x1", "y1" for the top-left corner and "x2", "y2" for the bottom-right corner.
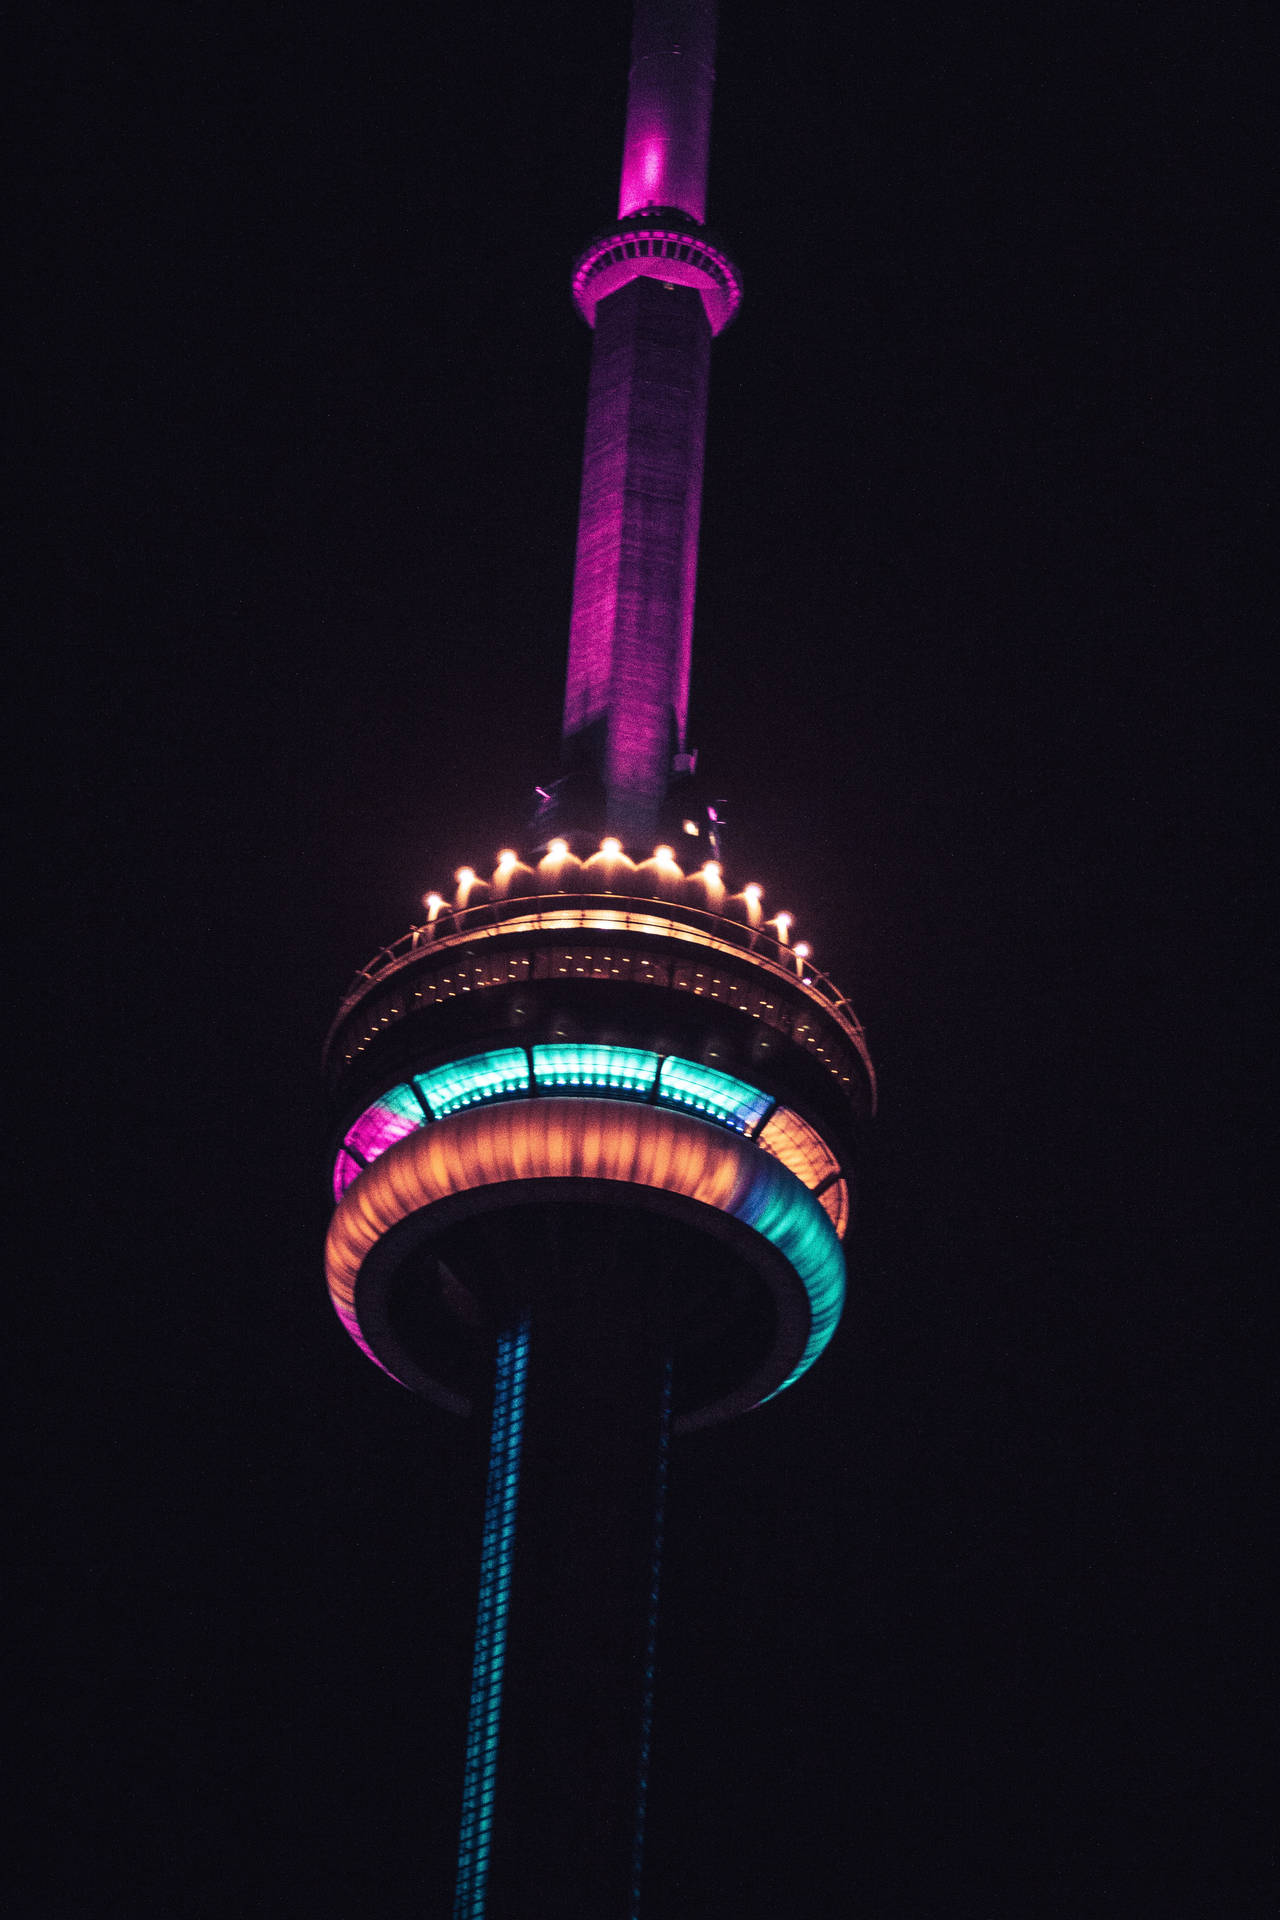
[{"x1": 338, "y1": 931, "x2": 863, "y2": 1096}]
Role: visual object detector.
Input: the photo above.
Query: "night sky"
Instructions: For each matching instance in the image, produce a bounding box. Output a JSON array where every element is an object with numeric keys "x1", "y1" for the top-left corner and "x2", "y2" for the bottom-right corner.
[{"x1": 28, "y1": 2, "x2": 1261, "y2": 1915}]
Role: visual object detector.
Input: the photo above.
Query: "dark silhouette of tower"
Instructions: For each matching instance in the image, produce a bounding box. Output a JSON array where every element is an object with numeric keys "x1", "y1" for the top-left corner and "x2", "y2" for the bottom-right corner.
[{"x1": 321, "y1": 5, "x2": 874, "y2": 1915}]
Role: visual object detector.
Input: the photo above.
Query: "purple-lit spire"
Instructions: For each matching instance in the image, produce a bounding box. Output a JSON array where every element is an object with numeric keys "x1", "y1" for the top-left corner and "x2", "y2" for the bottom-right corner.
[
  {"x1": 619, "y1": 0, "x2": 717, "y2": 225},
  {"x1": 557, "y1": 0, "x2": 738, "y2": 849}
]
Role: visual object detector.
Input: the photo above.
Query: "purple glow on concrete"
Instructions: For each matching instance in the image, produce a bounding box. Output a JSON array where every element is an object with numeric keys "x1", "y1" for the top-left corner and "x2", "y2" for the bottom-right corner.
[
  {"x1": 328, "y1": 894, "x2": 878, "y2": 1110},
  {"x1": 564, "y1": 276, "x2": 711, "y2": 841},
  {"x1": 642, "y1": 140, "x2": 663, "y2": 196},
  {"x1": 558, "y1": 6, "x2": 738, "y2": 841},
  {"x1": 618, "y1": 1, "x2": 717, "y2": 224}
]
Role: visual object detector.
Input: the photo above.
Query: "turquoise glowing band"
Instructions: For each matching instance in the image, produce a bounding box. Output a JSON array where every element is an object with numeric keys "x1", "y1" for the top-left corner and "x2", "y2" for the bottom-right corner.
[
  {"x1": 734, "y1": 1158, "x2": 845, "y2": 1399},
  {"x1": 416, "y1": 1047, "x2": 530, "y2": 1118}
]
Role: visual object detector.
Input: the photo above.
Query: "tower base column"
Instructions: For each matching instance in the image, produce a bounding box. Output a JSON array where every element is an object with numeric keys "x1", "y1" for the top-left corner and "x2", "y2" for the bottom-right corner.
[{"x1": 482, "y1": 1203, "x2": 675, "y2": 1920}]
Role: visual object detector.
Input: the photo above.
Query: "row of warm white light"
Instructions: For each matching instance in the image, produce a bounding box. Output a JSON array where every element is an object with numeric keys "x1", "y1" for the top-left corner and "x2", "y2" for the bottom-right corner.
[{"x1": 420, "y1": 841, "x2": 812, "y2": 970}]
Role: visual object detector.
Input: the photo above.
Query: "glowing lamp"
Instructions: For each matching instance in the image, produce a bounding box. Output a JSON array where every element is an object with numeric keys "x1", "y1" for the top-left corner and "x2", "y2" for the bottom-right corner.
[
  {"x1": 682, "y1": 819, "x2": 699, "y2": 836},
  {"x1": 497, "y1": 848, "x2": 519, "y2": 870},
  {"x1": 600, "y1": 837, "x2": 623, "y2": 858},
  {"x1": 548, "y1": 838, "x2": 569, "y2": 860},
  {"x1": 653, "y1": 844, "x2": 676, "y2": 864},
  {"x1": 743, "y1": 884, "x2": 762, "y2": 904}
]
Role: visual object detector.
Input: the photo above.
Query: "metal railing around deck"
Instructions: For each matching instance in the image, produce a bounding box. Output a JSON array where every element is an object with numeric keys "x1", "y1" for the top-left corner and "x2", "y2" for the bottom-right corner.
[{"x1": 329, "y1": 892, "x2": 875, "y2": 1102}]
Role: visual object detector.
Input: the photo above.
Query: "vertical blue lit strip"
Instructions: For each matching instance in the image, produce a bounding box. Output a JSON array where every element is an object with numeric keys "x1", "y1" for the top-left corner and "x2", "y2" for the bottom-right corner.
[
  {"x1": 453, "y1": 1316, "x2": 530, "y2": 1920},
  {"x1": 629, "y1": 1357, "x2": 673, "y2": 1920}
]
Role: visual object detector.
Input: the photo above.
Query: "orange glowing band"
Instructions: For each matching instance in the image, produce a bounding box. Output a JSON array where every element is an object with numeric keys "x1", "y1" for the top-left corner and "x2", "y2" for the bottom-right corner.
[{"x1": 325, "y1": 1099, "x2": 845, "y2": 1429}]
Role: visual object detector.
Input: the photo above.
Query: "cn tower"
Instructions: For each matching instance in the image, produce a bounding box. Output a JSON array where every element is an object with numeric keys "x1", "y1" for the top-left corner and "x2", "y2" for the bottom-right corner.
[{"x1": 321, "y1": 4, "x2": 875, "y2": 1915}]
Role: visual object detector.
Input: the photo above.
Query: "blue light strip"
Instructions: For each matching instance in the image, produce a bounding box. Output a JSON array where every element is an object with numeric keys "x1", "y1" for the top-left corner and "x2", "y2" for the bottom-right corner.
[
  {"x1": 453, "y1": 1316, "x2": 530, "y2": 1920},
  {"x1": 629, "y1": 1357, "x2": 673, "y2": 1919},
  {"x1": 656, "y1": 1055, "x2": 772, "y2": 1133}
]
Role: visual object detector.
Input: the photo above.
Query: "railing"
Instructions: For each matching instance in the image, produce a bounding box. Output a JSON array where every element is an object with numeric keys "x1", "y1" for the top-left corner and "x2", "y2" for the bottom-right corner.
[{"x1": 329, "y1": 891, "x2": 875, "y2": 1098}]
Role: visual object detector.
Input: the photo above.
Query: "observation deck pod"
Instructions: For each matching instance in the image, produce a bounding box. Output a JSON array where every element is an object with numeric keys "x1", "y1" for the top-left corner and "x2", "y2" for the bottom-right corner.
[{"x1": 323, "y1": 849, "x2": 873, "y2": 1431}]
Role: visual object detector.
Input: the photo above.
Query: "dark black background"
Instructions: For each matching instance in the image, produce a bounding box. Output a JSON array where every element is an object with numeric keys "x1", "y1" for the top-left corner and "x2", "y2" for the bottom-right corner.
[{"x1": 25, "y1": 1, "x2": 1263, "y2": 1914}]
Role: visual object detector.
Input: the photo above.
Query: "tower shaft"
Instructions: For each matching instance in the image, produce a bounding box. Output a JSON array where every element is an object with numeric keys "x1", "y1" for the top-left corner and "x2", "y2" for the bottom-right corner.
[
  {"x1": 560, "y1": 0, "x2": 726, "y2": 846},
  {"x1": 563, "y1": 277, "x2": 710, "y2": 845},
  {"x1": 619, "y1": 0, "x2": 717, "y2": 224}
]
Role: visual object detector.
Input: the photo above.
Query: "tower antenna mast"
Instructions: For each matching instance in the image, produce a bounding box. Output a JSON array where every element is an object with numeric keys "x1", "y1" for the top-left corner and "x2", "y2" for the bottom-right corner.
[{"x1": 556, "y1": 0, "x2": 740, "y2": 848}]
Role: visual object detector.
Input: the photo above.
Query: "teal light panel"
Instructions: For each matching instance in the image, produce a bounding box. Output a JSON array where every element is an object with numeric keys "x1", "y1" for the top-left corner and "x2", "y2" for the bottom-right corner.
[
  {"x1": 417, "y1": 1048, "x2": 530, "y2": 1118},
  {"x1": 656, "y1": 1056, "x2": 772, "y2": 1133},
  {"x1": 736, "y1": 1166, "x2": 846, "y2": 1397},
  {"x1": 453, "y1": 1316, "x2": 529, "y2": 1920},
  {"x1": 532, "y1": 1043, "x2": 659, "y2": 1097}
]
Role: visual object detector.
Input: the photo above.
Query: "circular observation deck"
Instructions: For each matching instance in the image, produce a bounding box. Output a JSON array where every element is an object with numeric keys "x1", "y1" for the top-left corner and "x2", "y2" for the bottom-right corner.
[
  {"x1": 324, "y1": 844, "x2": 873, "y2": 1429},
  {"x1": 571, "y1": 211, "x2": 742, "y2": 335}
]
